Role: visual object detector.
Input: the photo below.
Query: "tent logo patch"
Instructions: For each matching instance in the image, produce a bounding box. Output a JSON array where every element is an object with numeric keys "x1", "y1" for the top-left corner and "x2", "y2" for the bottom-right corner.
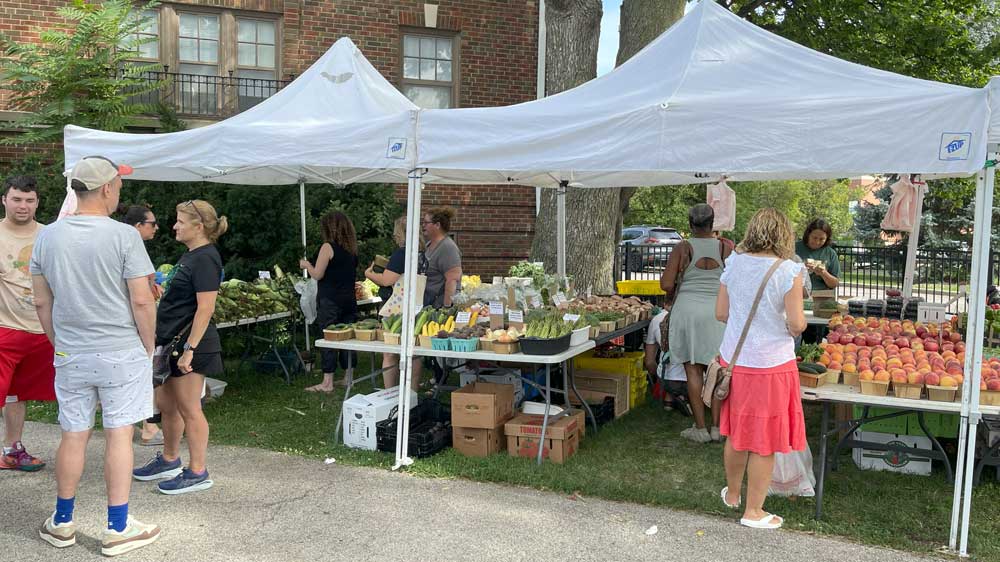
[
  {"x1": 939, "y1": 132, "x2": 972, "y2": 161},
  {"x1": 386, "y1": 138, "x2": 407, "y2": 159}
]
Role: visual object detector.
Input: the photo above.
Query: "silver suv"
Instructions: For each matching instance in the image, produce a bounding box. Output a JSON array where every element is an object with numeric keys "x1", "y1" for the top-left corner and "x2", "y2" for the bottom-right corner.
[{"x1": 620, "y1": 226, "x2": 682, "y2": 271}]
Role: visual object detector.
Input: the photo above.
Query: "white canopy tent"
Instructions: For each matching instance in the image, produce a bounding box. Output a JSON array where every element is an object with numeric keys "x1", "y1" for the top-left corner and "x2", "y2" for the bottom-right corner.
[{"x1": 395, "y1": 1, "x2": 996, "y2": 556}]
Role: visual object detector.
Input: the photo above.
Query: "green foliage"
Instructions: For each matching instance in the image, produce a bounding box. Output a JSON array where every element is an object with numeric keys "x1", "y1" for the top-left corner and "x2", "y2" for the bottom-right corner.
[
  {"x1": 726, "y1": 0, "x2": 1000, "y2": 87},
  {"x1": 0, "y1": 0, "x2": 165, "y2": 146}
]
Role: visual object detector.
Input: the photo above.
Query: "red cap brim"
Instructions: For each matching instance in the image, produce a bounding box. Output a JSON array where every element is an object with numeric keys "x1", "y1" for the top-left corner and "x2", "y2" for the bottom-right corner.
[{"x1": 118, "y1": 164, "x2": 133, "y2": 176}]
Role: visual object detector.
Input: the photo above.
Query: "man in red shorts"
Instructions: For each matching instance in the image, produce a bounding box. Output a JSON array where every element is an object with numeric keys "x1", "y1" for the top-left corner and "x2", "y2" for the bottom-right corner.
[{"x1": 0, "y1": 175, "x2": 56, "y2": 471}]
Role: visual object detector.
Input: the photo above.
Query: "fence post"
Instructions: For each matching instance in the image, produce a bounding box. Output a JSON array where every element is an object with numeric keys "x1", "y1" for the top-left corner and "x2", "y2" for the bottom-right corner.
[{"x1": 624, "y1": 242, "x2": 632, "y2": 281}]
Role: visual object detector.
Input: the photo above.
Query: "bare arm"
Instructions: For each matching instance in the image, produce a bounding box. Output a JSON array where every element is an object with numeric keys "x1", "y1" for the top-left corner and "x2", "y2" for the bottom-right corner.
[
  {"x1": 365, "y1": 265, "x2": 401, "y2": 287},
  {"x1": 715, "y1": 283, "x2": 730, "y2": 323},
  {"x1": 814, "y1": 264, "x2": 840, "y2": 288},
  {"x1": 785, "y1": 275, "x2": 807, "y2": 336},
  {"x1": 32, "y1": 275, "x2": 56, "y2": 345},
  {"x1": 644, "y1": 343, "x2": 659, "y2": 378},
  {"x1": 127, "y1": 276, "x2": 157, "y2": 355},
  {"x1": 443, "y1": 265, "x2": 462, "y2": 307},
  {"x1": 300, "y1": 244, "x2": 333, "y2": 281},
  {"x1": 659, "y1": 243, "x2": 684, "y2": 295}
]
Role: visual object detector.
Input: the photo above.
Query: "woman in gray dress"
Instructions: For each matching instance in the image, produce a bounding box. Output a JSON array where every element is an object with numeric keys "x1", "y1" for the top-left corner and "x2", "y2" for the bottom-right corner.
[{"x1": 660, "y1": 204, "x2": 732, "y2": 443}]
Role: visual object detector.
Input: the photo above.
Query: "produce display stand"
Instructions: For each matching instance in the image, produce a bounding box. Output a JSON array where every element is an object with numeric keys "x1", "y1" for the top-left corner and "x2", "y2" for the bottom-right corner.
[
  {"x1": 216, "y1": 312, "x2": 305, "y2": 384},
  {"x1": 317, "y1": 336, "x2": 598, "y2": 464},
  {"x1": 802, "y1": 383, "x2": 1000, "y2": 520},
  {"x1": 593, "y1": 319, "x2": 651, "y2": 347}
]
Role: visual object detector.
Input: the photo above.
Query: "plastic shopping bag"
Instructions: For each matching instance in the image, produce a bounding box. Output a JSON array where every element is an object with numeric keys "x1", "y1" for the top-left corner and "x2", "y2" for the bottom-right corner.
[
  {"x1": 769, "y1": 444, "x2": 816, "y2": 497},
  {"x1": 294, "y1": 277, "x2": 318, "y2": 324}
]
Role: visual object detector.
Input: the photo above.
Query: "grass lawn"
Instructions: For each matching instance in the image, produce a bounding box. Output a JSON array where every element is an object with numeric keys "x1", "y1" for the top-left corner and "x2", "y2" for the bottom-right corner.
[{"x1": 26, "y1": 357, "x2": 1000, "y2": 560}]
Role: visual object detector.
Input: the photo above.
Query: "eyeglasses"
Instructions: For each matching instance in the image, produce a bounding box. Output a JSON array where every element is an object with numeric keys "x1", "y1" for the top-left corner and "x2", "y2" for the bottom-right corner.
[
  {"x1": 182, "y1": 200, "x2": 205, "y2": 223},
  {"x1": 140, "y1": 220, "x2": 158, "y2": 226},
  {"x1": 421, "y1": 220, "x2": 436, "y2": 225}
]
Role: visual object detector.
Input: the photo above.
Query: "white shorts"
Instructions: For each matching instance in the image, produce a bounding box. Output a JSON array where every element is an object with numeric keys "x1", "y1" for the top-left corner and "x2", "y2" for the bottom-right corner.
[{"x1": 53, "y1": 347, "x2": 153, "y2": 432}]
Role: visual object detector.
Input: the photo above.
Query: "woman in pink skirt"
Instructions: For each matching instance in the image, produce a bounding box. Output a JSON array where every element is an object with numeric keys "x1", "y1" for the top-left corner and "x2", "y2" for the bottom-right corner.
[{"x1": 715, "y1": 208, "x2": 808, "y2": 529}]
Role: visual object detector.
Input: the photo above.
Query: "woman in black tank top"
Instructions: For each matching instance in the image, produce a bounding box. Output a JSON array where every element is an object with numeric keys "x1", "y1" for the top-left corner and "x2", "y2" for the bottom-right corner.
[{"x1": 299, "y1": 212, "x2": 359, "y2": 392}]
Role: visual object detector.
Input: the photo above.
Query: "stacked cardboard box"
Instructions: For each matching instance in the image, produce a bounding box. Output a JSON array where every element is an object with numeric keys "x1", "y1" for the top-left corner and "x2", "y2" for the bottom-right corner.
[
  {"x1": 451, "y1": 382, "x2": 515, "y2": 458},
  {"x1": 573, "y1": 351, "x2": 648, "y2": 409},
  {"x1": 504, "y1": 410, "x2": 585, "y2": 464}
]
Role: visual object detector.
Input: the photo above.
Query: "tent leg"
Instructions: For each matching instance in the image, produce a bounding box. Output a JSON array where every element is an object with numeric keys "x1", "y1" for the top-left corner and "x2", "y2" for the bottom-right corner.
[
  {"x1": 951, "y1": 148, "x2": 996, "y2": 555},
  {"x1": 393, "y1": 170, "x2": 424, "y2": 471},
  {"x1": 556, "y1": 182, "x2": 567, "y2": 277},
  {"x1": 901, "y1": 180, "x2": 925, "y2": 298},
  {"x1": 299, "y1": 180, "x2": 311, "y2": 352}
]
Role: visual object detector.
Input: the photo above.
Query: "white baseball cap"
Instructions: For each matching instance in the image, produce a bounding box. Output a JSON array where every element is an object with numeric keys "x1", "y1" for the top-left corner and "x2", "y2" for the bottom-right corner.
[{"x1": 65, "y1": 156, "x2": 133, "y2": 191}]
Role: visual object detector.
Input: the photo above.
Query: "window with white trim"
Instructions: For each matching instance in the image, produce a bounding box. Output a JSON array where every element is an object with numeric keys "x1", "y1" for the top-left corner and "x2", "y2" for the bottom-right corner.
[{"x1": 400, "y1": 32, "x2": 458, "y2": 109}]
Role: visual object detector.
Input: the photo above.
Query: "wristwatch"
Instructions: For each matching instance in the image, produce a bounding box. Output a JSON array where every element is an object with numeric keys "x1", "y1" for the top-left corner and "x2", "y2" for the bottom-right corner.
[{"x1": 183, "y1": 342, "x2": 197, "y2": 352}]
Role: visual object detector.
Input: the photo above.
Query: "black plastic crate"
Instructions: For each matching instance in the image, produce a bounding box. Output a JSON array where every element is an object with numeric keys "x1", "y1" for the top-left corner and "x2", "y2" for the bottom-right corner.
[{"x1": 376, "y1": 399, "x2": 451, "y2": 457}]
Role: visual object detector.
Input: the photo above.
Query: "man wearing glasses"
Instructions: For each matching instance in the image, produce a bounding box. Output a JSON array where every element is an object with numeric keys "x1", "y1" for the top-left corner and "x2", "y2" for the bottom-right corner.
[{"x1": 31, "y1": 156, "x2": 162, "y2": 555}]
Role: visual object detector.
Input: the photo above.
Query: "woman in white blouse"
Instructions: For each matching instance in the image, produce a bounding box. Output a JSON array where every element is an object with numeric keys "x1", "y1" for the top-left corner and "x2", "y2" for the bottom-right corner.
[{"x1": 715, "y1": 208, "x2": 808, "y2": 530}]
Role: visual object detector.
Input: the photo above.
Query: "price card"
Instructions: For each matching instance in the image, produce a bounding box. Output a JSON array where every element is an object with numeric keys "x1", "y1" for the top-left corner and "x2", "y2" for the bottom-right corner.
[
  {"x1": 530, "y1": 295, "x2": 542, "y2": 309},
  {"x1": 563, "y1": 313, "x2": 581, "y2": 323},
  {"x1": 493, "y1": 276, "x2": 503, "y2": 285},
  {"x1": 488, "y1": 301, "x2": 505, "y2": 330},
  {"x1": 488, "y1": 301, "x2": 505, "y2": 316},
  {"x1": 455, "y1": 311, "x2": 472, "y2": 327},
  {"x1": 508, "y1": 310, "x2": 524, "y2": 323},
  {"x1": 553, "y1": 293, "x2": 567, "y2": 307},
  {"x1": 258, "y1": 271, "x2": 271, "y2": 280}
]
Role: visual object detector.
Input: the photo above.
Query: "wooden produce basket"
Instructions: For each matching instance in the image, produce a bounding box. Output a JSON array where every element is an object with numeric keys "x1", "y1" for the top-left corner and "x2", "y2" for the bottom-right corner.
[
  {"x1": 980, "y1": 390, "x2": 1000, "y2": 406},
  {"x1": 823, "y1": 369, "x2": 841, "y2": 385},
  {"x1": 354, "y1": 329, "x2": 378, "y2": 342},
  {"x1": 799, "y1": 371, "x2": 826, "y2": 388},
  {"x1": 859, "y1": 380, "x2": 890, "y2": 397},
  {"x1": 479, "y1": 338, "x2": 496, "y2": 352},
  {"x1": 599, "y1": 321, "x2": 617, "y2": 333},
  {"x1": 926, "y1": 385, "x2": 958, "y2": 402},
  {"x1": 323, "y1": 329, "x2": 353, "y2": 341},
  {"x1": 842, "y1": 371, "x2": 860, "y2": 387},
  {"x1": 493, "y1": 341, "x2": 519, "y2": 354},
  {"x1": 383, "y1": 332, "x2": 402, "y2": 345},
  {"x1": 892, "y1": 382, "x2": 923, "y2": 400},
  {"x1": 418, "y1": 335, "x2": 434, "y2": 348},
  {"x1": 615, "y1": 317, "x2": 628, "y2": 330}
]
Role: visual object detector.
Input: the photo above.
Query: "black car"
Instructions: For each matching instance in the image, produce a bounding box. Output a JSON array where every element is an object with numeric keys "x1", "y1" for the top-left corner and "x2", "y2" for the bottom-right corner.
[{"x1": 620, "y1": 226, "x2": 683, "y2": 271}]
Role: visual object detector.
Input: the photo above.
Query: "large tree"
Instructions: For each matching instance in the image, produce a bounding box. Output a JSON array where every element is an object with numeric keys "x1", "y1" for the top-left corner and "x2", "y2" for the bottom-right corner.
[{"x1": 529, "y1": 0, "x2": 684, "y2": 293}]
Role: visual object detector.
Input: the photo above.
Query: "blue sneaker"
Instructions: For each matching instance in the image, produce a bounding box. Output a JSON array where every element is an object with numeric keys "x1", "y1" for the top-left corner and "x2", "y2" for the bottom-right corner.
[
  {"x1": 157, "y1": 468, "x2": 213, "y2": 495},
  {"x1": 133, "y1": 453, "x2": 182, "y2": 482}
]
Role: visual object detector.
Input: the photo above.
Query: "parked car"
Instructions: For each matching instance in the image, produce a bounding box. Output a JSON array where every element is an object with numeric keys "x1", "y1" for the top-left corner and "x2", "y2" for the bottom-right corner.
[{"x1": 620, "y1": 226, "x2": 683, "y2": 272}]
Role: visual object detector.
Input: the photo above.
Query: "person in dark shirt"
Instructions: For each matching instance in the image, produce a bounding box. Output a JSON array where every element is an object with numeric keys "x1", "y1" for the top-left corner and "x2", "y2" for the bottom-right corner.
[
  {"x1": 133, "y1": 200, "x2": 227, "y2": 496},
  {"x1": 300, "y1": 211, "x2": 358, "y2": 392}
]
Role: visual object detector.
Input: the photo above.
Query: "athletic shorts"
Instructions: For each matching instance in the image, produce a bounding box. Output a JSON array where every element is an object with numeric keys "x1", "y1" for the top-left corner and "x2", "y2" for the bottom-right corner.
[
  {"x1": 53, "y1": 346, "x2": 153, "y2": 432},
  {"x1": 0, "y1": 327, "x2": 56, "y2": 403}
]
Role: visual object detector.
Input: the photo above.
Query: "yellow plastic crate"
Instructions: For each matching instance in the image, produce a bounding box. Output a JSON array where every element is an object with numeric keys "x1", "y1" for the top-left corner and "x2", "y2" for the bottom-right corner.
[{"x1": 616, "y1": 280, "x2": 665, "y2": 296}]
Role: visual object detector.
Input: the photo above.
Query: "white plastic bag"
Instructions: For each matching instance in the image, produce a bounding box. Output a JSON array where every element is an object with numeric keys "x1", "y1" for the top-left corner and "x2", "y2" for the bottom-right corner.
[
  {"x1": 294, "y1": 277, "x2": 318, "y2": 324},
  {"x1": 769, "y1": 444, "x2": 816, "y2": 497}
]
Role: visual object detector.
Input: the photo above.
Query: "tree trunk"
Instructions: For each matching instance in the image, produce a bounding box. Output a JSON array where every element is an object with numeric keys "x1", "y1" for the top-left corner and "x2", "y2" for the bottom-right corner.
[
  {"x1": 614, "y1": 0, "x2": 687, "y2": 252},
  {"x1": 530, "y1": 0, "x2": 611, "y2": 292}
]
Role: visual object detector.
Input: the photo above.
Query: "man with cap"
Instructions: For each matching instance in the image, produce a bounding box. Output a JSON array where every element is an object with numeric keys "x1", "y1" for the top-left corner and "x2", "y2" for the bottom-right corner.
[
  {"x1": 0, "y1": 174, "x2": 56, "y2": 472},
  {"x1": 31, "y1": 156, "x2": 162, "y2": 556}
]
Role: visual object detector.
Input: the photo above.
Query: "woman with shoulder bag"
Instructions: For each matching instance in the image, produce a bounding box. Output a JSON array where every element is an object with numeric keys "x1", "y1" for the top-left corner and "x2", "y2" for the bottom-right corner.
[
  {"x1": 133, "y1": 200, "x2": 227, "y2": 495},
  {"x1": 659, "y1": 204, "x2": 731, "y2": 443},
  {"x1": 714, "y1": 208, "x2": 808, "y2": 530}
]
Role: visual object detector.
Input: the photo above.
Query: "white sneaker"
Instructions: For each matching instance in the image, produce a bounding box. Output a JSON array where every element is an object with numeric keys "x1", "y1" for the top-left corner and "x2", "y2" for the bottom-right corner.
[
  {"x1": 680, "y1": 425, "x2": 712, "y2": 443},
  {"x1": 710, "y1": 427, "x2": 722, "y2": 442},
  {"x1": 39, "y1": 513, "x2": 76, "y2": 548},
  {"x1": 100, "y1": 516, "x2": 161, "y2": 557}
]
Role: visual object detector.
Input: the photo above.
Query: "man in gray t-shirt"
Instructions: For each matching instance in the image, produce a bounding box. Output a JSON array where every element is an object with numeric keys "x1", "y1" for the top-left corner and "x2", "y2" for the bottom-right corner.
[{"x1": 31, "y1": 156, "x2": 161, "y2": 555}]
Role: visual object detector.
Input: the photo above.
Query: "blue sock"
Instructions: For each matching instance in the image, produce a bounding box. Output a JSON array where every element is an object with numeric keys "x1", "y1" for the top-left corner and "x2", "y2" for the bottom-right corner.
[
  {"x1": 54, "y1": 496, "x2": 74, "y2": 524},
  {"x1": 107, "y1": 503, "x2": 128, "y2": 532}
]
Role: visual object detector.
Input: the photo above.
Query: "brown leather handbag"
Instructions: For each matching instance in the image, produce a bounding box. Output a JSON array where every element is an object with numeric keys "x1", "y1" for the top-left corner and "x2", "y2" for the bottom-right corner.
[{"x1": 703, "y1": 258, "x2": 784, "y2": 406}]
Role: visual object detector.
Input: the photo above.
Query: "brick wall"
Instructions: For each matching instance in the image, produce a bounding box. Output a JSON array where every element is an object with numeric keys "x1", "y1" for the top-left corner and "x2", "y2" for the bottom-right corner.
[{"x1": 0, "y1": 0, "x2": 540, "y2": 273}]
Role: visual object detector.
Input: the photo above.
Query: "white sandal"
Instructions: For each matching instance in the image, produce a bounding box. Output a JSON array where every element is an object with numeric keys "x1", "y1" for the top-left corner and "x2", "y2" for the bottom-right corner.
[
  {"x1": 740, "y1": 513, "x2": 783, "y2": 529},
  {"x1": 720, "y1": 487, "x2": 740, "y2": 509}
]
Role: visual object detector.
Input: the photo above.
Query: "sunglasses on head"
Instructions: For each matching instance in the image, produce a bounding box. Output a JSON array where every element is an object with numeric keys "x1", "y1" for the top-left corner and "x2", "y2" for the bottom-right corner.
[{"x1": 182, "y1": 200, "x2": 205, "y2": 223}]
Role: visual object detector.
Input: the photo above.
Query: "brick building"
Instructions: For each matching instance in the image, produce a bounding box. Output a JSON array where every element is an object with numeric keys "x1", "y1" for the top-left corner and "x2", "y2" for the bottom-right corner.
[{"x1": 0, "y1": 0, "x2": 540, "y2": 277}]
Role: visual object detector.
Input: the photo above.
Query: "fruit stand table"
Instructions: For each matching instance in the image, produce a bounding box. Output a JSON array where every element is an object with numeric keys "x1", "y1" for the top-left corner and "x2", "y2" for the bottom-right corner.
[
  {"x1": 801, "y1": 383, "x2": 1000, "y2": 520},
  {"x1": 316, "y1": 337, "x2": 598, "y2": 464},
  {"x1": 217, "y1": 311, "x2": 305, "y2": 384},
  {"x1": 593, "y1": 318, "x2": 651, "y2": 347},
  {"x1": 804, "y1": 311, "x2": 831, "y2": 325}
]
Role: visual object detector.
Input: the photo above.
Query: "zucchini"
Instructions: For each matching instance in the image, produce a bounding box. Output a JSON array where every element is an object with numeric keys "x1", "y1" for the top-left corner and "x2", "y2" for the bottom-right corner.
[
  {"x1": 798, "y1": 364, "x2": 818, "y2": 374},
  {"x1": 798, "y1": 362, "x2": 827, "y2": 374}
]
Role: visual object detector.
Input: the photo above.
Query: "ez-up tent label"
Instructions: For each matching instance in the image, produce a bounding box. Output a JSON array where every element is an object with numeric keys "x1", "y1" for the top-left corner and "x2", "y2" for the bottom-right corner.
[{"x1": 939, "y1": 132, "x2": 971, "y2": 161}]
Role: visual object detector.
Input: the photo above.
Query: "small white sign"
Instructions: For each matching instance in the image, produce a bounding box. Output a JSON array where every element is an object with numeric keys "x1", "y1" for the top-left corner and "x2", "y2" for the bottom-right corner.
[
  {"x1": 530, "y1": 296, "x2": 542, "y2": 308},
  {"x1": 508, "y1": 310, "x2": 524, "y2": 323},
  {"x1": 456, "y1": 311, "x2": 472, "y2": 324},
  {"x1": 258, "y1": 271, "x2": 271, "y2": 280},
  {"x1": 563, "y1": 314, "x2": 580, "y2": 323},
  {"x1": 489, "y1": 301, "x2": 505, "y2": 316},
  {"x1": 493, "y1": 276, "x2": 503, "y2": 285},
  {"x1": 553, "y1": 293, "x2": 567, "y2": 306}
]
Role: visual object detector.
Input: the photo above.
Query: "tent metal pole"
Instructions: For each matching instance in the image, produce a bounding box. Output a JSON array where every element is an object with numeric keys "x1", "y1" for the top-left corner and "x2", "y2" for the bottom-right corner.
[
  {"x1": 556, "y1": 182, "x2": 567, "y2": 277},
  {"x1": 393, "y1": 169, "x2": 424, "y2": 470},
  {"x1": 299, "y1": 180, "x2": 310, "y2": 351},
  {"x1": 954, "y1": 147, "x2": 996, "y2": 555},
  {"x1": 901, "y1": 180, "x2": 925, "y2": 298}
]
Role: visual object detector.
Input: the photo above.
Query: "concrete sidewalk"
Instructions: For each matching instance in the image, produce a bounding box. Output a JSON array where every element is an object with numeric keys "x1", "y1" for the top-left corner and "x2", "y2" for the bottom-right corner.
[{"x1": 1, "y1": 421, "x2": 940, "y2": 562}]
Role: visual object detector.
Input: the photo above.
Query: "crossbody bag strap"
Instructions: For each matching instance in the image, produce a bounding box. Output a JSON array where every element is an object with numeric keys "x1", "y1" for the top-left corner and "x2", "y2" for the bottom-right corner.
[{"x1": 729, "y1": 258, "x2": 785, "y2": 368}]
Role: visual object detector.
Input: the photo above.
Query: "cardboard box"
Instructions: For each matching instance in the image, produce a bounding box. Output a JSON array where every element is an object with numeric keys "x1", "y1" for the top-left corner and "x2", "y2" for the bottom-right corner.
[
  {"x1": 574, "y1": 369, "x2": 629, "y2": 417},
  {"x1": 851, "y1": 431, "x2": 932, "y2": 476},
  {"x1": 505, "y1": 413, "x2": 581, "y2": 464},
  {"x1": 343, "y1": 387, "x2": 418, "y2": 451},
  {"x1": 453, "y1": 424, "x2": 506, "y2": 457},
  {"x1": 505, "y1": 410, "x2": 585, "y2": 441},
  {"x1": 458, "y1": 370, "x2": 525, "y2": 407},
  {"x1": 451, "y1": 382, "x2": 515, "y2": 429}
]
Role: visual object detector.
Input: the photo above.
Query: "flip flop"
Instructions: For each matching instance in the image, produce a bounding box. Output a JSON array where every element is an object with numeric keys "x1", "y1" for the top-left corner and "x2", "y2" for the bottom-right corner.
[
  {"x1": 305, "y1": 385, "x2": 334, "y2": 393},
  {"x1": 721, "y1": 487, "x2": 740, "y2": 509},
  {"x1": 740, "y1": 513, "x2": 783, "y2": 529}
]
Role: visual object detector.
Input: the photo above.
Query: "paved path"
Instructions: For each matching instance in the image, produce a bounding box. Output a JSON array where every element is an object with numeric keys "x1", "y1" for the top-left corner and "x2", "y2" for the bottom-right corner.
[{"x1": 1, "y1": 422, "x2": 942, "y2": 562}]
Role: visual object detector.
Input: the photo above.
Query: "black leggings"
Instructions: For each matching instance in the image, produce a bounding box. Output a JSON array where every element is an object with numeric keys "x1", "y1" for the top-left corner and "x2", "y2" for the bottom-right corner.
[{"x1": 317, "y1": 296, "x2": 357, "y2": 373}]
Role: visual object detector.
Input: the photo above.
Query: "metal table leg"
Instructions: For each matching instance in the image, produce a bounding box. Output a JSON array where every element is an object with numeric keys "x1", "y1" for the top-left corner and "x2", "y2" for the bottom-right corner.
[
  {"x1": 915, "y1": 411, "x2": 954, "y2": 483},
  {"x1": 815, "y1": 402, "x2": 831, "y2": 520},
  {"x1": 536, "y1": 364, "x2": 552, "y2": 465},
  {"x1": 334, "y1": 352, "x2": 355, "y2": 444},
  {"x1": 566, "y1": 359, "x2": 597, "y2": 433}
]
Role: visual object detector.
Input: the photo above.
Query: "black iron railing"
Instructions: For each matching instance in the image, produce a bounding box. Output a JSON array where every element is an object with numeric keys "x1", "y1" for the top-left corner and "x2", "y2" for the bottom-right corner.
[
  {"x1": 616, "y1": 242, "x2": 675, "y2": 281},
  {"x1": 126, "y1": 70, "x2": 291, "y2": 118}
]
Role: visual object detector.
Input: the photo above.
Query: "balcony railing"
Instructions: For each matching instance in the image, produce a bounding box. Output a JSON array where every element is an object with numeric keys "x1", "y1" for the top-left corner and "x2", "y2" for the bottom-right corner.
[{"x1": 126, "y1": 70, "x2": 292, "y2": 119}]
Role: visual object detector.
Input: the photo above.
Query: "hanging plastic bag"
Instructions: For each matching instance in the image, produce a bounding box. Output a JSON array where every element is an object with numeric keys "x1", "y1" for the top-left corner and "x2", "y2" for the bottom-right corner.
[
  {"x1": 880, "y1": 175, "x2": 919, "y2": 232},
  {"x1": 57, "y1": 178, "x2": 79, "y2": 220},
  {"x1": 706, "y1": 179, "x2": 736, "y2": 232},
  {"x1": 769, "y1": 444, "x2": 816, "y2": 497},
  {"x1": 294, "y1": 277, "x2": 318, "y2": 324}
]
